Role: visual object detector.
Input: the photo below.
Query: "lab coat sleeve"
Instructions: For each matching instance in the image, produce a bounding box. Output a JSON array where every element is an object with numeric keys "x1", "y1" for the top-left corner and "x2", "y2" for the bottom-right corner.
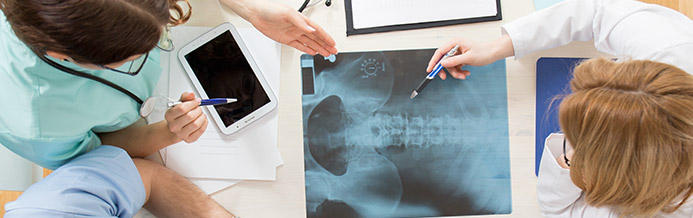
[
  {"x1": 536, "y1": 142, "x2": 584, "y2": 217},
  {"x1": 501, "y1": 0, "x2": 693, "y2": 69},
  {"x1": 501, "y1": 0, "x2": 601, "y2": 58}
]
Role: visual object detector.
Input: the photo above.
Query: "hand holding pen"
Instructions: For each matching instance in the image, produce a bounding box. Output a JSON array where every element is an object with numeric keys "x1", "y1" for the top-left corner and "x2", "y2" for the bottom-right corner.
[
  {"x1": 411, "y1": 44, "x2": 460, "y2": 99},
  {"x1": 140, "y1": 93, "x2": 236, "y2": 117},
  {"x1": 425, "y1": 36, "x2": 516, "y2": 80},
  {"x1": 168, "y1": 98, "x2": 236, "y2": 107},
  {"x1": 163, "y1": 92, "x2": 210, "y2": 143}
]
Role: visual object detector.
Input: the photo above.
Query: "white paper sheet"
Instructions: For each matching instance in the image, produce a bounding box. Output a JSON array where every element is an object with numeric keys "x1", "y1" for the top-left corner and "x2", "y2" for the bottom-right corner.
[
  {"x1": 191, "y1": 178, "x2": 242, "y2": 195},
  {"x1": 164, "y1": 110, "x2": 280, "y2": 180},
  {"x1": 164, "y1": 26, "x2": 283, "y2": 181},
  {"x1": 350, "y1": 0, "x2": 499, "y2": 29}
]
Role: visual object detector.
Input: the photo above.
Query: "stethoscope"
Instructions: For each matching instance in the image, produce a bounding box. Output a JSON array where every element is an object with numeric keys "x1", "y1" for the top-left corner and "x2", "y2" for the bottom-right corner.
[
  {"x1": 298, "y1": 0, "x2": 332, "y2": 13},
  {"x1": 38, "y1": 55, "x2": 172, "y2": 118},
  {"x1": 36, "y1": 2, "x2": 326, "y2": 118}
]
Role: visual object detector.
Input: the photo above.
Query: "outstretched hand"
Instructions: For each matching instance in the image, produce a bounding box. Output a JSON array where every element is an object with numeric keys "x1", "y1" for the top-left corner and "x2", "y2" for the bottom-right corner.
[
  {"x1": 241, "y1": 1, "x2": 338, "y2": 56},
  {"x1": 426, "y1": 35, "x2": 514, "y2": 80}
]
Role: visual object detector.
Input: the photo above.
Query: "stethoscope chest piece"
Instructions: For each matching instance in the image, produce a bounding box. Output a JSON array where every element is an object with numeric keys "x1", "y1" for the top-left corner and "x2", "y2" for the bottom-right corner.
[
  {"x1": 139, "y1": 96, "x2": 173, "y2": 117},
  {"x1": 139, "y1": 97, "x2": 157, "y2": 117}
]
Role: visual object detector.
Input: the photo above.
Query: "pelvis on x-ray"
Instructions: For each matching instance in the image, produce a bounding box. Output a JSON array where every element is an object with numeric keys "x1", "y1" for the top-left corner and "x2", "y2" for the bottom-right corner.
[{"x1": 301, "y1": 50, "x2": 512, "y2": 218}]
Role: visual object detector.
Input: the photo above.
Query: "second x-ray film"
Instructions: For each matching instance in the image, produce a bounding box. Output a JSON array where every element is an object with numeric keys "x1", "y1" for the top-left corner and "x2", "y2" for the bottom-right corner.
[{"x1": 301, "y1": 49, "x2": 512, "y2": 218}]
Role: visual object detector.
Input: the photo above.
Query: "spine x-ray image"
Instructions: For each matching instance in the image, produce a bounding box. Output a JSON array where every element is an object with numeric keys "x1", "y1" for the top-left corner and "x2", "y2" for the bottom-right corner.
[{"x1": 301, "y1": 49, "x2": 511, "y2": 218}]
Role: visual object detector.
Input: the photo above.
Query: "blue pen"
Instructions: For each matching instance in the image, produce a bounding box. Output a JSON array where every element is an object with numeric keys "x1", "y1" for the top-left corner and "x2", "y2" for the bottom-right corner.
[
  {"x1": 167, "y1": 98, "x2": 237, "y2": 107},
  {"x1": 410, "y1": 44, "x2": 460, "y2": 99}
]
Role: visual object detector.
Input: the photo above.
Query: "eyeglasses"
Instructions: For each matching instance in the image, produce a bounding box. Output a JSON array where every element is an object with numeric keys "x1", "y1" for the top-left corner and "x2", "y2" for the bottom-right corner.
[
  {"x1": 157, "y1": 27, "x2": 174, "y2": 52},
  {"x1": 99, "y1": 52, "x2": 149, "y2": 76},
  {"x1": 53, "y1": 27, "x2": 171, "y2": 76},
  {"x1": 563, "y1": 138, "x2": 571, "y2": 167},
  {"x1": 100, "y1": 27, "x2": 173, "y2": 75}
]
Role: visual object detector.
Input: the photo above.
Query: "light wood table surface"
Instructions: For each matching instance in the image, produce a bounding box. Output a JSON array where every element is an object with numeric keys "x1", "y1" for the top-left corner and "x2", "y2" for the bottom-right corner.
[
  {"x1": 181, "y1": 0, "x2": 693, "y2": 217},
  {"x1": 183, "y1": 0, "x2": 607, "y2": 217},
  {"x1": 2, "y1": 0, "x2": 689, "y2": 218}
]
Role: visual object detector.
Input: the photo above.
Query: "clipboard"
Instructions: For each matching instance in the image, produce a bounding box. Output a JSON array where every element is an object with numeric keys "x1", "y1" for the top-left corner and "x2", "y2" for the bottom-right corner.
[{"x1": 344, "y1": 0, "x2": 502, "y2": 36}]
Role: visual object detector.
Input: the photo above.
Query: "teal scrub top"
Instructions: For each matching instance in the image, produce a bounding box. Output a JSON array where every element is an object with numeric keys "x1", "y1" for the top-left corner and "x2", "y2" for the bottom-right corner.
[{"x1": 0, "y1": 11, "x2": 162, "y2": 170}]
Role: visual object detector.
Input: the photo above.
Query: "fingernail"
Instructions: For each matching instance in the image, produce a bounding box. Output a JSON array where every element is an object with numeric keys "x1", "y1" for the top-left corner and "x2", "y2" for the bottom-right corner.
[
  {"x1": 307, "y1": 26, "x2": 316, "y2": 32},
  {"x1": 440, "y1": 60, "x2": 448, "y2": 65},
  {"x1": 196, "y1": 98, "x2": 201, "y2": 103}
]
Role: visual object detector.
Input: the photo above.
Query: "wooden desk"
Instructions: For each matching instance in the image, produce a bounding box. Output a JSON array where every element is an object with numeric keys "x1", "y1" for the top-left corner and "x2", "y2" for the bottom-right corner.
[
  {"x1": 642, "y1": 0, "x2": 692, "y2": 18},
  {"x1": 176, "y1": 0, "x2": 689, "y2": 216},
  {"x1": 0, "y1": 191, "x2": 22, "y2": 218},
  {"x1": 4, "y1": 0, "x2": 687, "y2": 218},
  {"x1": 180, "y1": 0, "x2": 607, "y2": 217}
]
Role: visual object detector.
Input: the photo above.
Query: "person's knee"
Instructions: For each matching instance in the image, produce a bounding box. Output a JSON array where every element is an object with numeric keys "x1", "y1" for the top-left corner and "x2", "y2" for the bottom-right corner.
[{"x1": 132, "y1": 158, "x2": 161, "y2": 203}]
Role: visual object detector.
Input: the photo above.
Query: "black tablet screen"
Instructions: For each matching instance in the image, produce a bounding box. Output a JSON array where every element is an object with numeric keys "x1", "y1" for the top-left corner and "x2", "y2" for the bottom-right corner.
[{"x1": 184, "y1": 31, "x2": 271, "y2": 127}]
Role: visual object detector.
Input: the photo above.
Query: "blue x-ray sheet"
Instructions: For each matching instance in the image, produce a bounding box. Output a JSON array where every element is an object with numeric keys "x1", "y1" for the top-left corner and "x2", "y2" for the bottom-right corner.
[
  {"x1": 300, "y1": 49, "x2": 512, "y2": 218},
  {"x1": 534, "y1": 0, "x2": 566, "y2": 10}
]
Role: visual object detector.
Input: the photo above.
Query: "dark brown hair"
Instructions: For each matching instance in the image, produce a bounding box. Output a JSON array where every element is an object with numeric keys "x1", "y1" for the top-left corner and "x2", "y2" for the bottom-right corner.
[
  {"x1": 0, "y1": 0, "x2": 191, "y2": 65},
  {"x1": 560, "y1": 58, "x2": 693, "y2": 217}
]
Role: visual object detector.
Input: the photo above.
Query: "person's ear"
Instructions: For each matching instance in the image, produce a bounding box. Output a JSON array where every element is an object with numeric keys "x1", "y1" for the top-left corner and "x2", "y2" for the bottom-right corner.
[{"x1": 45, "y1": 51, "x2": 70, "y2": 61}]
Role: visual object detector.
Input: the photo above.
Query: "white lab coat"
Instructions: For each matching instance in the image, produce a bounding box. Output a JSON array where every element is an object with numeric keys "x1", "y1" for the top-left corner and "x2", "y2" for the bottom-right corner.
[
  {"x1": 503, "y1": 0, "x2": 693, "y2": 74},
  {"x1": 538, "y1": 134, "x2": 693, "y2": 217},
  {"x1": 501, "y1": 0, "x2": 693, "y2": 217}
]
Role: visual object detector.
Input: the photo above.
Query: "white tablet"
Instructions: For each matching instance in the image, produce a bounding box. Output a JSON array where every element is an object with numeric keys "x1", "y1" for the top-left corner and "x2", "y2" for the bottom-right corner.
[{"x1": 178, "y1": 22, "x2": 277, "y2": 135}]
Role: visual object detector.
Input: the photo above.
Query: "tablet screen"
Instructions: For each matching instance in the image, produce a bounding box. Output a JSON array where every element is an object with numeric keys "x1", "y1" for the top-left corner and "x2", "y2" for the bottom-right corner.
[{"x1": 184, "y1": 31, "x2": 271, "y2": 127}]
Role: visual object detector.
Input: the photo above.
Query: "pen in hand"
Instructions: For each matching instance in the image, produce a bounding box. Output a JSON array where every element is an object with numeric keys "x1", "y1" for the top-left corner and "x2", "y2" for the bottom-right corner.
[
  {"x1": 168, "y1": 98, "x2": 237, "y2": 107},
  {"x1": 139, "y1": 96, "x2": 237, "y2": 117},
  {"x1": 410, "y1": 44, "x2": 460, "y2": 99}
]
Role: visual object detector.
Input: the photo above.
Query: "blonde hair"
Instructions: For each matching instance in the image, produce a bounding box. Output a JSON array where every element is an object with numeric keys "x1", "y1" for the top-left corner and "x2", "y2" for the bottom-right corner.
[{"x1": 559, "y1": 58, "x2": 693, "y2": 217}]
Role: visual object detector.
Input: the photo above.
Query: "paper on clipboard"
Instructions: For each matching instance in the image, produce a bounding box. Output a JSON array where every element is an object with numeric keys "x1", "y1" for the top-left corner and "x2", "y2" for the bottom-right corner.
[
  {"x1": 346, "y1": 0, "x2": 501, "y2": 35},
  {"x1": 164, "y1": 26, "x2": 283, "y2": 181}
]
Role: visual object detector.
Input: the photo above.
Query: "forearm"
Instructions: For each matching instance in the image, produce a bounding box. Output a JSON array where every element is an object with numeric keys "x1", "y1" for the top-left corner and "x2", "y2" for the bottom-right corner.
[
  {"x1": 489, "y1": 34, "x2": 515, "y2": 60},
  {"x1": 219, "y1": 0, "x2": 261, "y2": 21},
  {"x1": 98, "y1": 121, "x2": 181, "y2": 158},
  {"x1": 135, "y1": 159, "x2": 235, "y2": 218}
]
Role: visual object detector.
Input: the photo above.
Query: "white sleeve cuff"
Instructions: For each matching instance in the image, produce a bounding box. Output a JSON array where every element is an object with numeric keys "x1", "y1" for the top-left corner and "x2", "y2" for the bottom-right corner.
[{"x1": 537, "y1": 134, "x2": 584, "y2": 215}]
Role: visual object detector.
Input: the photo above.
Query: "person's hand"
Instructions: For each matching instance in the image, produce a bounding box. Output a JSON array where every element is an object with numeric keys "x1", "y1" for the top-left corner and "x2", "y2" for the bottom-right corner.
[
  {"x1": 426, "y1": 35, "x2": 514, "y2": 80},
  {"x1": 223, "y1": 0, "x2": 337, "y2": 56},
  {"x1": 557, "y1": 149, "x2": 574, "y2": 169},
  {"x1": 249, "y1": 1, "x2": 338, "y2": 56},
  {"x1": 164, "y1": 92, "x2": 208, "y2": 143}
]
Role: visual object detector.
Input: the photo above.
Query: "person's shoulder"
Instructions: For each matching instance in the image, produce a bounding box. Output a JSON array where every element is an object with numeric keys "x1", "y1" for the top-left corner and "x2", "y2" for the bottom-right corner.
[
  {"x1": 652, "y1": 192, "x2": 693, "y2": 217},
  {"x1": 0, "y1": 10, "x2": 45, "y2": 80},
  {"x1": 0, "y1": 9, "x2": 27, "y2": 51},
  {"x1": 0, "y1": 79, "x2": 40, "y2": 140},
  {"x1": 649, "y1": 43, "x2": 693, "y2": 75},
  {"x1": 0, "y1": 8, "x2": 6, "y2": 23}
]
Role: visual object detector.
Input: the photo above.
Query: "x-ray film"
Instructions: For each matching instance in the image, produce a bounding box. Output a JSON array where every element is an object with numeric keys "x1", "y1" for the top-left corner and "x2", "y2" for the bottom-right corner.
[{"x1": 301, "y1": 49, "x2": 511, "y2": 218}]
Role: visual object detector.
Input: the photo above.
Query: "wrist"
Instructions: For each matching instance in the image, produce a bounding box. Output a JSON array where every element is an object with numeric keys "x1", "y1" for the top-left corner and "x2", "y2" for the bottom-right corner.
[
  {"x1": 158, "y1": 121, "x2": 183, "y2": 145},
  {"x1": 490, "y1": 34, "x2": 515, "y2": 60},
  {"x1": 221, "y1": 0, "x2": 260, "y2": 21}
]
